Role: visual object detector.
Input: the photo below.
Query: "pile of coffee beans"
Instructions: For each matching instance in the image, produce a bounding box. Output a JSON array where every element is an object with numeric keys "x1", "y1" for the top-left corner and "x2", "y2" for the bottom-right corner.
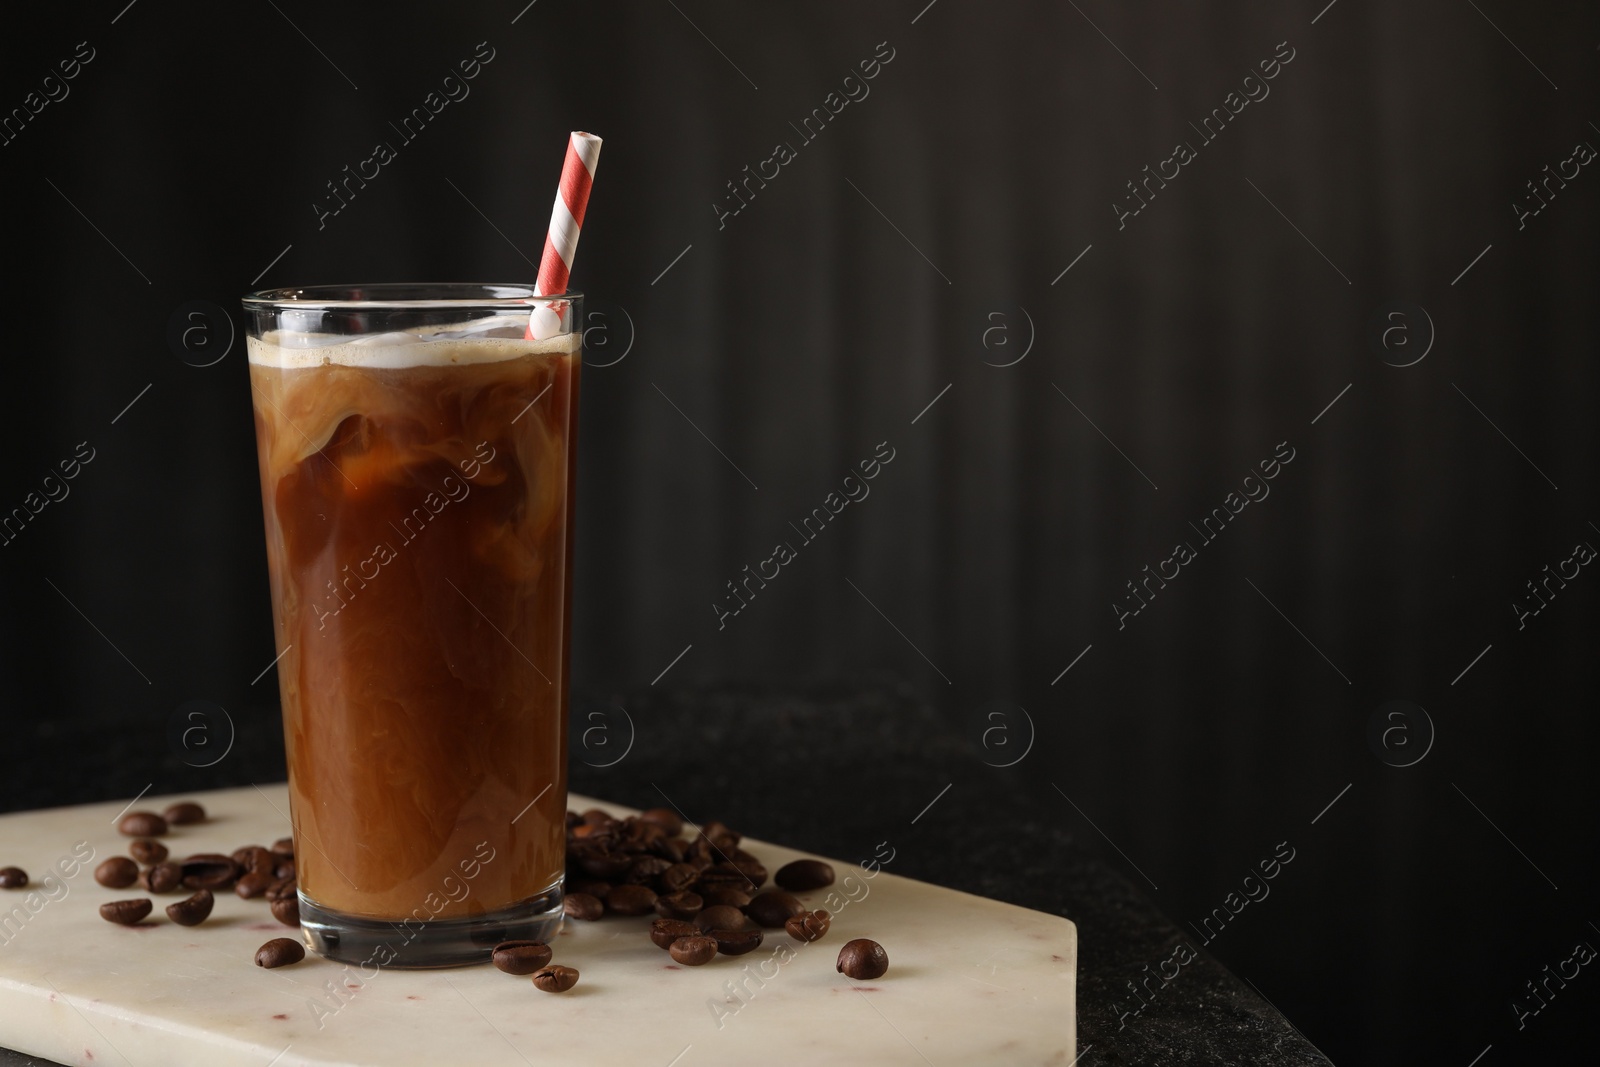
[
  {"x1": 509, "y1": 807, "x2": 886, "y2": 985},
  {"x1": 6, "y1": 799, "x2": 893, "y2": 990},
  {"x1": 83, "y1": 800, "x2": 305, "y2": 968}
]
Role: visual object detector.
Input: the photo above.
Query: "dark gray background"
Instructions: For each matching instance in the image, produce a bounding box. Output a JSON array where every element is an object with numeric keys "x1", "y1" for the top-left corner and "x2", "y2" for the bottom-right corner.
[{"x1": 1, "y1": 1, "x2": 1595, "y2": 1063}]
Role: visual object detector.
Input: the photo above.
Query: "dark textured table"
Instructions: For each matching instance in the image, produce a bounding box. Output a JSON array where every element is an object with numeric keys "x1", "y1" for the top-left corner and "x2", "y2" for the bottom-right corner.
[{"x1": 1, "y1": 679, "x2": 1330, "y2": 1066}]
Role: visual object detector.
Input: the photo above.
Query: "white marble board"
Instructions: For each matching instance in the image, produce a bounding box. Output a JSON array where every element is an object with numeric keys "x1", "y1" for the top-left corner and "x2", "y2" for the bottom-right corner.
[{"x1": 0, "y1": 785, "x2": 1076, "y2": 1065}]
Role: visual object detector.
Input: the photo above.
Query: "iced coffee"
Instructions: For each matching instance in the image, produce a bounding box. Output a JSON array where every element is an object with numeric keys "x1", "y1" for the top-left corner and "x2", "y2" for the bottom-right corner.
[{"x1": 242, "y1": 285, "x2": 578, "y2": 967}]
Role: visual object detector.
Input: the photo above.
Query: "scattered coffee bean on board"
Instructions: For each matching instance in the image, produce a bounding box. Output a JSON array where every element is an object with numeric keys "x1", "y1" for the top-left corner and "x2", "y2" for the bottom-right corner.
[
  {"x1": 637, "y1": 808, "x2": 683, "y2": 836},
  {"x1": 162, "y1": 801, "x2": 207, "y2": 826},
  {"x1": 649, "y1": 918, "x2": 701, "y2": 950},
  {"x1": 492, "y1": 940, "x2": 554, "y2": 975},
  {"x1": 166, "y1": 889, "x2": 215, "y2": 926},
  {"x1": 235, "y1": 870, "x2": 273, "y2": 899},
  {"x1": 99, "y1": 899, "x2": 153, "y2": 925},
  {"x1": 563, "y1": 892, "x2": 603, "y2": 921},
  {"x1": 256, "y1": 938, "x2": 306, "y2": 968},
  {"x1": 837, "y1": 939, "x2": 889, "y2": 980},
  {"x1": 118, "y1": 812, "x2": 167, "y2": 838},
  {"x1": 744, "y1": 890, "x2": 805, "y2": 928},
  {"x1": 695, "y1": 904, "x2": 746, "y2": 932},
  {"x1": 270, "y1": 895, "x2": 301, "y2": 927},
  {"x1": 655, "y1": 890, "x2": 703, "y2": 920},
  {"x1": 270, "y1": 837, "x2": 295, "y2": 857},
  {"x1": 670, "y1": 935, "x2": 718, "y2": 966},
  {"x1": 0, "y1": 867, "x2": 26, "y2": 889},
  {"x1": 129, "y1": 839, "x2": 167, "y2": 865},
  {"x1": 775, "y1": 858, "x2": 835, "y2": 892},
  {"x1": 531, "y1": 965, "x2": 580, "y2": 992},
  {"x1": 606, "y1": 884, "x2": 658, "y2": 916},
  {"x1": 709, "y1": 926, "x2": 764, "y2": 956},
  {"x1": 785, "y1": 909, "x2": 831, "y2": 943},
  {"x1": 94, "y1": 857, "x2": 139, "y2": 889}
]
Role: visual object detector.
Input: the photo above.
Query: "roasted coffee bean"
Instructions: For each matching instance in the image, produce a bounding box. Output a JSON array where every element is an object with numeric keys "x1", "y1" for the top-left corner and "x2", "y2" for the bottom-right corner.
[
  {"x1": 581, "y1": 808, "x2": 615, "y2": 826},
  {"x1": 744, "y1": 890, "x2": 806, "y2": 929},
  {"x1": 99, "y1": 899, "x2": 152, "y2": 925},
  {"x1": 637, "y1": 807, "x2": 683, "y2": 836},
  {"x1": 270, "y1": 895, "x2": 301, "y2": 927},
  {"x1": 606, "y1": 884, "x2": 658, "y2": 916},
  {"x1": 270, "y1": 837, "x2": 295, "y2": 857},
  {"x1": 95, "y1": 857, "x2": 139, "y2": 889},
  {"x1": 145, "y1": 862, "x2": 183, "y2": 894},
  {"x1": 700, "y1": 886, "x2": 752, "y2": 909},
  {"x1": 785, "y1": 909, "x2": 831, "y2": 943},
  {"x1": 649, "y1": 836, "x2": 689, "y2": 864},
  {"x1": 625, "y1": 855, "x2": 671, "y2": 886},
  {"x1": 180, "y1": 854, "x2": 240, "y2": 890},
  {"x1": 563, "y1": 892, "x2": 603, "y2": 921},
  {"x1": 696, "y1": 863, "x2": 753, "y2": 891},
  {"x1": 837, "y1": 938, "x2": 888, "y2": 980},
  {"x1": 698, "y1": 821, "x2": 740, "y2": 850},
  {"x1": 570, "y1": 821, "x2": 617, "y2": 842},
  {"x1": 775, "y1": 859, "x2": 836, "y2": 892},
  {"x1": 566, "y1": 879, "x2": 611, "y2": 902},
  {"x1": 658, "y1": 863, "x2": 699, "y2": 894},
  {"x1": 565, "y1": 810, "x2": 583, "y2": 829},
  {"x1": 232, "y1": 846, "x2": 273, "y2": 874},
  {"x1": 492, "y1": 940, "x2": 554, "y2": 975},
  {"x1": 265, "y1": 877, "x2": 297, "y2": 903},
  {"x1": 235, "y1": 870, "x2": 274, "y2": 899},
  {"x1": 695, "y1": 904, "x2": 748, "y2": 932},
  {"x1": 531, "y1": 965, "x2": 579, "y2": 993},
  {"x1": 256, "y1": 938, "x2": 305, "y2": 968},
  {"x1": 649, "y1": 918, "x2": 702, "y2": 950},
  {"x1": 274, "y1": 860, "x2": 296, "y2": 880},
  {"x1": 623, "y1": 819, "x2": 665, "y2": 848},
  {"x1": 577, "y1": 851, "x2": 633, "y2": 880},
  {"x1": 0, "y1": 867, "x2": 26, "y2": 889},
  {"x1": 163, "y1": 801, "x2": 207, "y2": 826},
  {"x1": 129, "y1": 839, "x2": 167, "y2": 865},
  {"x1": 166, "y1": 889, "x2": 215, "y2": 926},
  {"x1": 732, "y1": 860, "x2": 768, "y2": 888},
  {"x1": 708, "y1": 926, "x2": 764, "y2": 956},
  {"x1": 670, "y1": 935, "x2": 718, "y2": 966},
  {"x1": 118, "y1": 811, "x2": 168, "y2": 838},
  {"x1": 655, "y1": 890, "x2": 703, "y2": 921}
]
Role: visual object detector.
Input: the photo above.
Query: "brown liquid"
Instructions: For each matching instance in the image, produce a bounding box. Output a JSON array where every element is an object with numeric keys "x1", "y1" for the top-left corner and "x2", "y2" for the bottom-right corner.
[{"x1": 247, "y1": 337, "x2": 577, "y2": 920}]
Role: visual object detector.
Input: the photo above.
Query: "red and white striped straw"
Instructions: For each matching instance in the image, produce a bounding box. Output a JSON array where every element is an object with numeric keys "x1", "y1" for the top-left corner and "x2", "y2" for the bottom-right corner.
[{"x1": 536, "y1": 131, "x2": 602, "y2": 298}]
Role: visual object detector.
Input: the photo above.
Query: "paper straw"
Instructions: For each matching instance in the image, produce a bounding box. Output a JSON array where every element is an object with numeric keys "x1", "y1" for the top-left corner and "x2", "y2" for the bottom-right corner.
[{"x1": 527, "y1": 131, "x2": 602, "y2": 340}]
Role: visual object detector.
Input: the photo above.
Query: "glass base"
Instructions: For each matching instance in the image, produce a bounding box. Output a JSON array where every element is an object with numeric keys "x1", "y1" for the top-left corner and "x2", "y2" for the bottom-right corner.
[{"x1": 298, "y1": 887, "x2": 564, "y2": 968}]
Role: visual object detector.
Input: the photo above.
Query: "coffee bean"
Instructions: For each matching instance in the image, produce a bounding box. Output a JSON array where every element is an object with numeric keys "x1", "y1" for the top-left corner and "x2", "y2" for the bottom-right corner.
[
  {"x1": 637, "y1": 808, "x2": 683, "y2": 836},
  {"x1": 580, "y1": 808, "x2": 614, "y2": 826},
  {"x1": 658, "y1": 863, "x2": 698, "y2": 894},
  {"x1": 129, "y1": 839, "x2": 167, "y2": 865},
  {"x1": 577, "y1": 851, "x2": 632, "y2": 880},
  {"x1": 837, "y1": 939, "x2": 888, "y2": 980},
  {"x1": 566, "y1": 879, "x2": 611, "y2": 902},
  {"x1": 265, "y1": 877, "x2": 297, "y2": 903},
  {"x1": 270, "y1": 837, "x2": 295, "y2": 857},
  {"x1": 696, "y1": 863, "x2": 751, "y2": 891},
  {"x1": 531, "y1": 965, "x2": 579, "y2": 993},
  {"x1": 270, "y1": 895, "x2": 301, "y2": 927},
  {"x1": 166, "y1": 889, "x2": 215, "y2": 926},
  {"x1": 256, "y1": 938, "x2": 305, "y2": 968},
  {"x1": 695, "y1": 904, "x2": 747, "y2": 932},
  {"x1": 649, "y1": 918, "x2": 702, "y2": 950},
  {"x1": 655, "y1": 890, "x2": 703, "y2": 920},
  {"x1": 145, "y1": 862, "x2": 183, "y2": 894},
  {"x1": 670, "y1": 935, "x2": 718, "y2": 966},
  {"x1": 180, "y1": 854, "x2": 240, "y2": 891},
  {"x1": 232, "y1": 846, "x2": 273, "y2": 874},
  {"x1": 785, "y1": 909, "x2": 831, "y2": 943},
  {"x1": 649, "y1": 836, "x2": 689, "y2": 864},
  {"x1": 274, "y1": 859, "x2": 296, "y2": 880},
  {"x1": 698, "y1": 821, "x2": 740, "y2": 850},
  {"x1": 162, "y1": 801, "x2": 207, "y2": 826},
  {"x1": 0, "y1": 867, "x2": 27, "y2": 889},
  {"x1": 492, "y1": 940, "x2": 553, "y2": 975},
  {"x1": 99, "y1": 899, "x2": 152, "y2": 925},
  {"x1": 709, "y1": 926, "x2": 764, "y2": 956},
  {"x1": 775, "y1": 859, "x2": 835, "y2": 892},
  {"x1": 95, "y1": 857, "x2": 139, "y2": 889},
  {"x1": 606, "y1": 884, "x2": 658, "y2": 916},
  {"x1": 118, "y1": 812, "x2": 168, "y2": 838},
  {"x1": 744, "y1": 890, "x2": 806, "y2": 929},
  {"x1": 235, "y1": 870, "x2": 274, "y2": 899},
  {"x1": 563, "y1": 893, "x2": 603, "y2": 921},
  {"x1": 625, "y1": 855, "x2": 671, "y2": 886},
  {"x1": 700, "y1": 886, "x2": 752, "y2": 909}
]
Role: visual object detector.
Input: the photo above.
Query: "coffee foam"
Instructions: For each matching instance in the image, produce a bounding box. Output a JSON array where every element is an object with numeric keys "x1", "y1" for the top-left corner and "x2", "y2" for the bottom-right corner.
[{"x1": 247, "y1": 319, "x2": 579, "y2": 369}]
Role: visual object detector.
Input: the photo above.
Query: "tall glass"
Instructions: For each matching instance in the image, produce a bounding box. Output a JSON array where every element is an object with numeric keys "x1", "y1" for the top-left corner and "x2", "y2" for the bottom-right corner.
[{"x1": 241, "y1": 284, "x2": 579, "y2": 967}]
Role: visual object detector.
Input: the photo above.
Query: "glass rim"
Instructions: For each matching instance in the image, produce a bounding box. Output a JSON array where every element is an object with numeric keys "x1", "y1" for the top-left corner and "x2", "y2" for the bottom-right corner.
[{"x1": 241, "y1": 283, "x2": 580, "y2": 311}]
